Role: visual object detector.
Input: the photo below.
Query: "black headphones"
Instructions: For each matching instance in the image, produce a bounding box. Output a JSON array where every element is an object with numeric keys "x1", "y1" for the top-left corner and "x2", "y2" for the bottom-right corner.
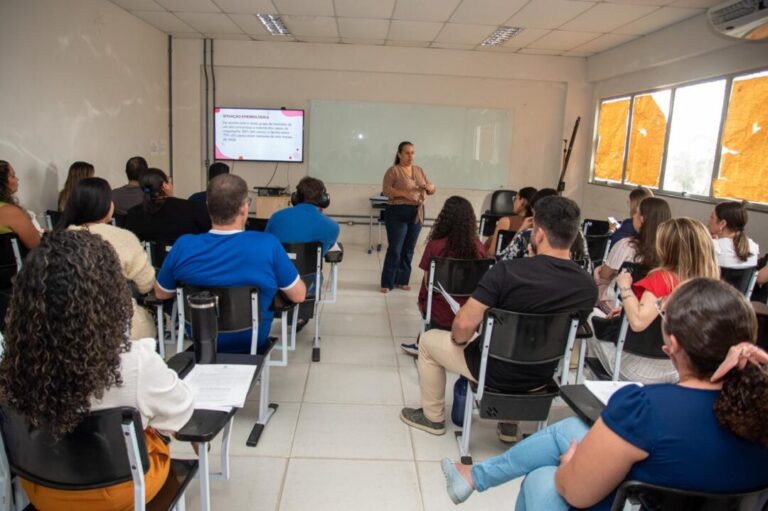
[{"x1": 291, "y1": 181, "x2": 330, "y2": 209}]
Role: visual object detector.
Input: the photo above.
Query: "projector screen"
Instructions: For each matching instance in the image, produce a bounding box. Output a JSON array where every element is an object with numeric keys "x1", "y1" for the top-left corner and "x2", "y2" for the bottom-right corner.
[{"x1": 214, "y1": 107, "x2": 304, "y2": 162}]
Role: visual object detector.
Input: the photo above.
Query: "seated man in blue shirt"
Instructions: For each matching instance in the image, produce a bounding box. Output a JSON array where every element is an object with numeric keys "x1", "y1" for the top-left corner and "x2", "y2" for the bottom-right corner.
[
  {"x1": 154, "y1": 174, "x2": 306, "y2": 353},
  {"x1": 188, "y1": 161, "x2": 230, "y2": 205},
  {"x1": 266, "y1": 177, "x2": 340, "y2": 255}
]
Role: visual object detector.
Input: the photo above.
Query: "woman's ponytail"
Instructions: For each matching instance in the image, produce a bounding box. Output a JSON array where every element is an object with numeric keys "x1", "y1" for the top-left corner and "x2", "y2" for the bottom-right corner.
[{"x1": 139, "y1": 168, "x2": 169, "y2": 214}]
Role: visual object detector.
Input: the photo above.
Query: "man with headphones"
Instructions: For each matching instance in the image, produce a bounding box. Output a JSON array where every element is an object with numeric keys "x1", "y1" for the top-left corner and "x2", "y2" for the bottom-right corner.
[{"x1": 266, "y1": 176, "x2": 339, "y2": 255}]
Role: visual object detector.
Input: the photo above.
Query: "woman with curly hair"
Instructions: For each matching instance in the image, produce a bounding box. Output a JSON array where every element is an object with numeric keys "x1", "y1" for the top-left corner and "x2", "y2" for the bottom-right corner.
[
  {"x1": 57, "y1": 160, "x2": 95, "y2": 211},
  {"x1": 440, "y1": 277, "x2": 768, "y2": 510},
  {"x1": 0, "y1": 229, "x2": 193, "y2": 511},
  {"x1": 59, "y1": 177, "x2": 156, "y2": 339},
  {"x1": 400, "y1": 196, "x2": 486, "y2": 356},
  {"x1": 0, "y1": 160, "x2": 41, "y2": 249},
  {"x1": 124, "y1": 167, "x2": 210, "y2": 241}
]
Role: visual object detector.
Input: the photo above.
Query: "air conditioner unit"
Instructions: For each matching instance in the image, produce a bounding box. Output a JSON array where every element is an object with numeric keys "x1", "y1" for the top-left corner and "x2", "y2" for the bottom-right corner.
[{"x1": 708, "y1": 0, "x2": 768, "y2": 40}]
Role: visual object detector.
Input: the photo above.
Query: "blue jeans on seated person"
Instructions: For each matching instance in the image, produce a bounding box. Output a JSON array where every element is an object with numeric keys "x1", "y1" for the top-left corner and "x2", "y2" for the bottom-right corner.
[
  {"x1": 381, "y1": 205, "x2": 421, "y2": 289},
  {"x1": 471, "y1": 417, "x2": 590, "y2": 510}
]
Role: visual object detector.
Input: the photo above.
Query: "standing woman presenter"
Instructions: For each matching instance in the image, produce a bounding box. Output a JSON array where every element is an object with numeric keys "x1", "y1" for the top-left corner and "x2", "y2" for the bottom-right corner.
[{"x1": 381, "y1": 141, "x2": 435, "y2": 293}]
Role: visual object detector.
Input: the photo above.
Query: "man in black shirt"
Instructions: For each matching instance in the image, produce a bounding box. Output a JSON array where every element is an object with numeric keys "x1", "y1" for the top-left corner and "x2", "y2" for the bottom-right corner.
[{"x1": 400, "y1": 196, "x2": 597, "y2": 436}]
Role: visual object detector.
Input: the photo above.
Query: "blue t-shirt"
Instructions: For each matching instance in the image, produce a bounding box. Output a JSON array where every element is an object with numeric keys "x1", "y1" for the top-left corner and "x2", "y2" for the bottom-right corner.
[
  {"x1": 265, "y1": 203, "x2": 340, "y2": 255},
  {"x1": 156, "y1": 230, "x2": 299, "y2": 353},
  {"x1": 589, "y1": 384, "x2": 768, "y2": 510},
  {"x1": 610, "y1": 218, "x2": 636, "y2": 245},
  {"x1": 188, "y1": 191, "x2": 207, "y2": 205}
]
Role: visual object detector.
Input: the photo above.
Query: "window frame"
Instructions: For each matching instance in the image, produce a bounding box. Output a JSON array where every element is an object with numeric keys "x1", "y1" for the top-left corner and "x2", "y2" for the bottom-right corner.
[{"x1": 589, "y1": 66, "x2": 768, "y2": 212}]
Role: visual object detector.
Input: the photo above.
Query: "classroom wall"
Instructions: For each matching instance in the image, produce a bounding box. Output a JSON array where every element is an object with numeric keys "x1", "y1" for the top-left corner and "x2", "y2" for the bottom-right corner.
[
  {"x1": 0, "y1": 0, "x2": 169, "y2": 214},
  {"x1": 581, "y1": 14, "x2": 768, "y2": 249},
  {"x1": 171, "y1": 39, "x2": 592, "y2": 245}
]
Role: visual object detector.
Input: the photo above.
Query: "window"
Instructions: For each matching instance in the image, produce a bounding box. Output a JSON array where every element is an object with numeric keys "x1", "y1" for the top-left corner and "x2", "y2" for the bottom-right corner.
[{"x1": 591, "y1": 68, "x2": 768, "y2": 206}]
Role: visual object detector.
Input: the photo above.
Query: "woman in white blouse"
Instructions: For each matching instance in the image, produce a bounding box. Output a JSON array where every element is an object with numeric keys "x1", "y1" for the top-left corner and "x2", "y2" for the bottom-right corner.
[
  {"x1": 0, "y1": 230, "x2": 193, "y2": 511},
  {"x1": 708, "y1": 201, "x2": 759, "y2": 269}
]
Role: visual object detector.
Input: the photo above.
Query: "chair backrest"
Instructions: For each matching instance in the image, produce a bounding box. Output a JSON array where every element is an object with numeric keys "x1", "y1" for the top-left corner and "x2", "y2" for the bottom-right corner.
[
  {"x1": 0, "y1": 233, "x2": 23, "y2": 289},
  {"x1": 431, "y1": 257, "x2": 495, "y2": 296},
  {"x1": 611, "y1": 480, "x2": 768, "y2": 511},
  {"x1": 582, "y1": 218, "x2": 611, "y2": 236},
  {"x1": 182, "y1": 285, "x2": 258, "y2": 333},
  {"x1": 489, "y1": 190, "x2": 517, "y2": 215},
  {"x1": 0, "y1": 405, "x2": 149, "y2": 490},
  {"x1": 618, "y1": 261, "x2": 650, "y2": 282},
  {"x1": 44, "y1": 210, "x2": 62, "y2": 230},
  {"x1": 282, "y1": 242, "x2": 322, "y2": 299},
  {"x1": 720, "y1": 266, "x2": 757, "y2": 297},
  {"x1": 484, "y1": 308, "x2": 577, "y2": 364},
  {"x1": 586, "y1": 234, "x2": 612, "y2": 264},
  {"x1": 495, "y1": 229, "x2": 516, "y2": 257},
  {"x1": 143, "y1": 237, "x2": 178, "y2": 268},
  {"x1": 245, "y1": 217, "x2": 267, "y2": 232},
  {"x1": 112, "y1": 213, "x2": 127, "y2": 228},
  {"x1": 622, "y1": 315, "x2": 666, "y2": 358}
]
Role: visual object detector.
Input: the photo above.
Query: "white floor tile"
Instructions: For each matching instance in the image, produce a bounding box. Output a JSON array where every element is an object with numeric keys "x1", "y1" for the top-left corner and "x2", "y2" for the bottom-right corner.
[
  {"x1": 279, "y1": 458, "x2": 422, "y2": 511},
  {"x1": 390, "y1": 313, "x2": 425, "y2": 337},
  {"x1": 418, "y1": 461, "x2": 522, "y2": 511},
  {"x1": 262, "y1": 362, "x2": 309, "y2": 402},
  {"x1": 319, "y1": 335, "x2": 398, "y2": 366},
  {"x1": 318, "y1": 312, "x2": 391, "y2": 337},
  {"x1": 291, "y1": 403, "x2": 413, "y2": 460},
  {"x1": 304, "y1": 363, "x2": 403, "y2": 405}
]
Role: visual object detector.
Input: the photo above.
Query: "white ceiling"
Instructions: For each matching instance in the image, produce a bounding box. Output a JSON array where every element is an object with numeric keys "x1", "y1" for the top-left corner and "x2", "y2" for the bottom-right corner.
[{"x1": 109, "y1": 0, "x2": 718, "y2": 57}]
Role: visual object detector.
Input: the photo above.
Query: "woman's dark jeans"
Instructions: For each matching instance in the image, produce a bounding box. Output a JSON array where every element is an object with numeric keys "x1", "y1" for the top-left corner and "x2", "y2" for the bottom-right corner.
[{"x1": 381, "y1": 204, "x2": 421, "y2": 289}]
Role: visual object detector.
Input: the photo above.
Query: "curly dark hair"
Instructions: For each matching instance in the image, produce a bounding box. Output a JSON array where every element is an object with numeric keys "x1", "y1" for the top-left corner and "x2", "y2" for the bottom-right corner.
[
  {"x1": 428, "y1": 196, "x2": 481, "y2": 259},
  {"x1": 0, "y1": 160, "x2": 18, "y2": 205},
  {"x1": 0, "y1": 230, "x2": 133, "y2": 437},
  {"x1": 663, "y1": 278, "x2": 768, "y2": 447}
]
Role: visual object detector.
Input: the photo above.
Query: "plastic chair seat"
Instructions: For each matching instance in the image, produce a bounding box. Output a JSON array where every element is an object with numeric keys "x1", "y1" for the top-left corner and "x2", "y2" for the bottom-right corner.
[
  {"x1": 470, "y1": 379, "x2": 560, "y2": 422},
  {"x1": 584, "y1": 356, "x2": 612, "y2": 381},
  {"x1": 610, "y1": 480, "x2": 768, "y2": 511}
]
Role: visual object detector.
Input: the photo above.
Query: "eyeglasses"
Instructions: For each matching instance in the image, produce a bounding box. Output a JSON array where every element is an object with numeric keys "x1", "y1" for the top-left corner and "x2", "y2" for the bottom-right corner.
[{"x1": 244, "y1": 197, "x2": 253, "y2": 207}]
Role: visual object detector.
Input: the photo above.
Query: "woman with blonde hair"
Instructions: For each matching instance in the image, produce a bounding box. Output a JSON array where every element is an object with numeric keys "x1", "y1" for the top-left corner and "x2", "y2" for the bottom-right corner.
[
  {"x1": 58, "y1": 160, "x2": 95, "y2": 211},
  {"x1": 590, "y1": 217, "x2": 720, "y2": 383},
  {"x1": 708, "y1": 201, "x2": 759, "y2": 269}
]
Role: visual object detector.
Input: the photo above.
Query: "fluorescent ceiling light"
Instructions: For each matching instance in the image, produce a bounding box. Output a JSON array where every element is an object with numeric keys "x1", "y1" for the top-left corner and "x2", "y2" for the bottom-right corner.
[
  {"x1": 257, "y1": 14, "x2": 290, "y2": 36},
  {"x1": 481, "y1": 26, "x2": 523, "y2": 46}
]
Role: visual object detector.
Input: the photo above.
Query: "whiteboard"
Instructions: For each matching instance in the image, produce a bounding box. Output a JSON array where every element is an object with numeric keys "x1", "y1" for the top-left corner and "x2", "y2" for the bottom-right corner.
[{"x1": 308, "y1": 100, "x2": 511, "y2": 190}]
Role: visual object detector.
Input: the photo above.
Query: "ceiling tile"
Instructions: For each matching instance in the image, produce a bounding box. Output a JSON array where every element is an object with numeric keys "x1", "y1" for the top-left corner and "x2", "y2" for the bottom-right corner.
[
  {"x1": 210, "y1": 0, "x2": 276, "y2": 13},
  {"x1": 175, "y1": 12, "x2": 243, "y2": 32},
  {"x1": 430, "y1": 42, "x2": 478, "y2": 49},
  {"x1": 518, "y1": 48, "x2": 563, "y2": 55},
  {"x1": 434, "y1": 23, "x2": 496, "y2": 44},
  {"x1": 614, "y1": 6, "x2": 702, "y2": 34},
  {"x1": 132, "y1": 10, "x2": 198, "y2": 32},
  {"x1": 272, "y1": 0, "x2": 335, "y2": 16},
  {"x1": 338, "y1": 18, "x2": 390, "y2": 39},
  {"x1": 109, "y1": 0, "x2": 165, "y2": 10},
  {"x1": 393, "y1": 0, "x2": 462, "y2": 22},
  {"x1": 450, "y1": 0, "x2": 529, "y2": 25},
  {"x1": 604, "y1": 0, "x2": 675, "y2": 6},
  {"x1": 387, "y1": 20, "x2": 444, "y2": 41},
  {"x1": 528, "y1": 29, "x2": 600, "y2": 50},
  {"x1": 251, "y1": 34, "x2": 297, "y2": 41},
  {"x1": 228, "y1": 13, "x2": 269, "y2": 35},
  {"x1": 561, "y1": 3, "x2": 659, "y2": 32},
  {"x1": 668, "y1": 0, "x2": 720, "y2": 7},
  {"x1": 501, "y1": 27, "x2": 551, "y2": 46},
  {"x1": 155, "y1": 0, "x2": 220, "y2": 12},
  {"x1": 476, "y1": 44, "x2": 522, "y2": 52},
  {"x1": 203, "y1": 33, "x2": 252, "y2": 39},
  {"x1": 562, "y1": 50, "x2": 595, "y2": 56},
  {"x1": 171, "y1": 32, "x2": 205, "y2": 38},
  {"x1": 334, "y1": 0, "x2": 396, "y2": 19},
  {"x1": 295, "y1": 35, "x2": 340, "y2": 42},
  {"x1": 386, "y1": 40, "x2": 431, "y2": 47},
  {"x1": 570, "y1": 32, "x2": 637, "y2": 52},
  {"x1": 283, "y1": 16, "x2": 339, "y2": 36},
  {"x1": 506, "y1": 0, "x2": 596, "y2": 30},
  {"x1": 341, "y1": 38, "x2": 386, "y2": 45}
]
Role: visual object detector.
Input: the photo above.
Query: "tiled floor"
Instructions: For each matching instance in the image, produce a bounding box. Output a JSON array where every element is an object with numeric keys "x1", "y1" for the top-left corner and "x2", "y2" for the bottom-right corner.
[{"x1": 170, "y1": 244, "x2": 574, "y2": 510}]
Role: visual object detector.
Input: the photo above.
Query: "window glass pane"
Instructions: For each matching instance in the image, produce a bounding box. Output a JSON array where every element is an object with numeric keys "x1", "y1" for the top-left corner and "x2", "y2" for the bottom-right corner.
[
  {"x1": 663, "y1": 80, "x2": 726, "y2": 196},
  {"x1": 593, "y1": 97, "x2": 630, "y2": 182},
  {"x1": 625, "y1": 90, "x2": 671, "y2": 188},
  {"x1": 713, "y1": 70, "x2": 768, "y2": 204}
]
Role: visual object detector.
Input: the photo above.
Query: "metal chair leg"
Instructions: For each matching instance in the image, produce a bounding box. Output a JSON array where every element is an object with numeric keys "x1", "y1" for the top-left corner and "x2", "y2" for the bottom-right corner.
[
  {"x1": 311, "y1": 301, "x2": 321, "y2": 362},
  {"x1": 246, "y1": 362, "x2": 278, "y2": 447},
  {"x1": 576, "y1": 338, "x2": 588, "y2": 384},
  {"x1": 289, "y1": 306, "x2": 298, "y2": 351},
  {"x1": 455, "y1": 387, "x2": 475, "y2": 465}
]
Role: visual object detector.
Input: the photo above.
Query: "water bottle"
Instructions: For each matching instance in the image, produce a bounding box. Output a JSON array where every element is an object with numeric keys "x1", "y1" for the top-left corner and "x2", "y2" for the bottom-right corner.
[
  {"x1": 451, "y1": 377, "x2": 468, "y2": 427},
  {"x1": 188, "y1": 291, "x2": 218, "y2": 364}
]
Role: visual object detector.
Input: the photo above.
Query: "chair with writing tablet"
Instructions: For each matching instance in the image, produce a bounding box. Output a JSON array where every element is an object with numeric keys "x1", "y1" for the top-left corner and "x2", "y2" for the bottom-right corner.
[
  {"x1": 720, "y1": 266, "x2": 758, "y2": 299},
  {"x1": 610, "y1": 480, "x2": 768, "y2": 511},
  {"x1": 582, "y1": 218, "x2": 611, "y2": 236},
  {"x1": 423, "y1": 257, "x2": 495, "y2": 332},
  {"x1": 0, "y1": 406, "x2": 197, "y2": 511},
  {"x1": 455, "y1": 308, "x2": 579, "y2": 464},
  {"x1": 494, "y1": 229, "x2": 517, "y2": 259},
  {"x1": 282, "y1": 242, "x2": 323, "y2": 362},
  {"x1": 479, "y1": 190, "x2": 516, "y2": 237},
  {"x1": 138, "y1": 237, "x2": 180, "y2": 358},
  {"x1": 585, "y1": 315, "x2": 665, "y2": 382}
]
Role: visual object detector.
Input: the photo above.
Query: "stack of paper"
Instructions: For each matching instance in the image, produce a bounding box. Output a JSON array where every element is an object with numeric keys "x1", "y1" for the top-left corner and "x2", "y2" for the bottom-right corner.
[
  {"x1": 435, "y1": 281, "x2": 461, "y2": 314},
  {"x1": 183, "y1": 364, "x2": 258, "y2": 412},
  {"x1": 584, "y1": 380, "x2": 643, "y2": 406}
]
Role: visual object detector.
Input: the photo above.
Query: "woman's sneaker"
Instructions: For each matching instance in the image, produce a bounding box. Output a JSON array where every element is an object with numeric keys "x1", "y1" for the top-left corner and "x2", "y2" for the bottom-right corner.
[{"x1": 400, "y1": 342, "x2": 419, "y2": 357}]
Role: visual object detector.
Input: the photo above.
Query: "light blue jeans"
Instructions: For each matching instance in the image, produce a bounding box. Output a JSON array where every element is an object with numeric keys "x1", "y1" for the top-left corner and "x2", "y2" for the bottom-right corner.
[{"x1": 471, "y1": 417, "x2": 590, "y2": 511}]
